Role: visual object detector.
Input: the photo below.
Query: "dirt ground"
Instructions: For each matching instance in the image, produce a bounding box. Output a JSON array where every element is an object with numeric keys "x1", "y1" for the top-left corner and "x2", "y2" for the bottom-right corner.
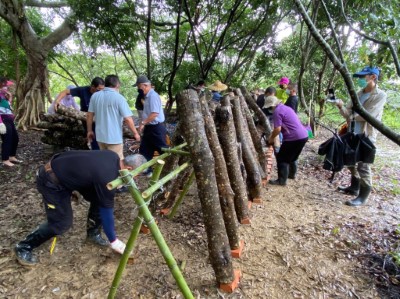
[{"x1": 1, "y1": 129, "x2": 399, "y2": 299}]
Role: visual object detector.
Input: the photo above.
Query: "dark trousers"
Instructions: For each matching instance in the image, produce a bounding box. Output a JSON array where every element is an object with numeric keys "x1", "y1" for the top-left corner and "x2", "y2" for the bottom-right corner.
[
  {"x1": 1, "y1": 116, "x2": 19, "y2": 161},
  {"x1": 36, "y1": 166, "x2": 101, "y2": 236},
  {"x1": 139, "y1": 123, "x2": 168, "y2": 161},
  {"x1": 276, "y1": 137, "x2": 308, "y2": 164},
  {"x1": 83, "y1": 122, "x2": 99, "y2": 150}
]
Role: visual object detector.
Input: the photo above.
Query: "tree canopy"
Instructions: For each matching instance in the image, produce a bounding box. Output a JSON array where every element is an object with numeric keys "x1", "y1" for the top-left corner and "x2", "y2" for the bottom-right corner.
[{"x1": 0, "y1": 0, "x2": 399, "y2": 143}]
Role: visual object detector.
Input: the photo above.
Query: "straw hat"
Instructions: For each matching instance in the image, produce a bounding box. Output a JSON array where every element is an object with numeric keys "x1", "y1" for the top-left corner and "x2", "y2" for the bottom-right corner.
[
  {"x1": 263, "y1": 96, "x2": 281, "y2": 109},
  {"x1": 208, "y1": 80, "x2": 228, "y2": 92}
]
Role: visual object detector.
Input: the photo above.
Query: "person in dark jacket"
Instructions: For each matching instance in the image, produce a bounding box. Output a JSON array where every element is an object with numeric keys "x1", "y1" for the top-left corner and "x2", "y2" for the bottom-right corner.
[
  {"x1": 284, "y1": 83, "x2": 299, "y2": 113},
  {"x1": 14, "y1": 150, "x2": 146, "y2": 266}
]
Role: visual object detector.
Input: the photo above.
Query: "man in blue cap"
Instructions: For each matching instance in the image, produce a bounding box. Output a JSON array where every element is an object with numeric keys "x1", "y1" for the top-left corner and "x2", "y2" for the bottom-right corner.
[{"x1": 335, "y1": 66, "x2": 387, "y2": 206}]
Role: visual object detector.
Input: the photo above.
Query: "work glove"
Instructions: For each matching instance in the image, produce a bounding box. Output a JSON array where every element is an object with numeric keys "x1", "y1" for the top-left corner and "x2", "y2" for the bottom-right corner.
[
  {"x1": 0, "y1": 123, "x2": 6, "y2": 134},
  {"x1": 110, "y1": 238, "x2": 127, "y2": 254}
]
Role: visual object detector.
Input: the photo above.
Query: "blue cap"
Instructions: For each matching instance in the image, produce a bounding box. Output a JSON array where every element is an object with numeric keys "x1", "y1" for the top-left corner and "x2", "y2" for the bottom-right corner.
[{"x1": 353, "y1": 66, "x2": 380, "y2": 78}]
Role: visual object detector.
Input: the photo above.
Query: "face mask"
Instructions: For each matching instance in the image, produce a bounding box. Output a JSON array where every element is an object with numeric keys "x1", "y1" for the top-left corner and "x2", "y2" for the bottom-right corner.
[
  {"x1": 279, "y1": 85, "x2": 284, "y2": 89},
  {"x1": 357, "y1": 78, "x2": 368, "y2": 88},
  {"x1": 286, "y1": 89, "x2": 290, "y2": 95}
]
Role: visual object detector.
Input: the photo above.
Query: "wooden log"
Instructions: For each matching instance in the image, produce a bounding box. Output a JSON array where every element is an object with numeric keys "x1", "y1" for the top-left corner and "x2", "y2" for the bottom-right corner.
[
  {"x1": 162, "y1": 165, "x2": 192, "y2": 209},
  {"x1": 230, "y1": 95, "x2": 262, "y2": 201},
  {"x1": 199, "y1": 94, "x2": 240, "y2": 250},
  {"x1": 177, "y1": 89, "x2": 234, "y2": 285},
  {"x1": 240, "y1": 86, "x2": 272, "y2": 137},
  {"x1": 57, "y1": 105, "x2": 87, "y2": 121},
  {"x1": 236, "y1": 88, "x2": 267, "y2": 176},
  {"x1": 215, "y1": 96, "x2": 250, "y2": 222}
]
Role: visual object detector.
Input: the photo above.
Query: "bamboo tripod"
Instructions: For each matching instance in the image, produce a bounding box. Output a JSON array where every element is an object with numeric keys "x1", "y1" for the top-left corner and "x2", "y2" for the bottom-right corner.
[{"x1": 107, "y1": 143, "x2": 194, "y2": 299}]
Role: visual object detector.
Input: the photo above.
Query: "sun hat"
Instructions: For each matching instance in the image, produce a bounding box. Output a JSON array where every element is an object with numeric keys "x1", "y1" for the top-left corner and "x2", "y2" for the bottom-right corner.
[
  {"x1": 278, "y1": 77, "x2": 290, "y2": 85},
  {"x1": 6, "y1": 81, "x2": 14, "y2": 86},
  {"x1": 133, "y1": 75, "x2": 151, "y2": 87},
  {"x1": 353, "y1": 66, "x2": 380, "y2": 78},
  {"x1": 263, "y1": 96, "x2": 281, "y2": 109},
  {"x1": 207, "y1": 80, "x2": 228, "y2": 92}
]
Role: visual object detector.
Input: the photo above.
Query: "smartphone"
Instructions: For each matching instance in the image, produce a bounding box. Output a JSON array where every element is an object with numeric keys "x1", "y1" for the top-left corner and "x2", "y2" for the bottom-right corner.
[{"x1": 328, "y1": 88, "x2": 335, "y2": 100}]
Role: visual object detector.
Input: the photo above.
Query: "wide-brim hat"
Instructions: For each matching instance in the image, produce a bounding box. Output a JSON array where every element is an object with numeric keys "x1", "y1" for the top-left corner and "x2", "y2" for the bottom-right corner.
[
  {"x1": 133, "y1": 75, "x2": 151, "y2": 87},
  {"x1": 278, "y1": 77, "x2": 290, "y2": 85},
  {"x1": 353, "y1": 66, "x2": 380, "y2": 78},
  {"x1": 208, "y1": 80, "x2": 228, "y2": 92},
  {"x1": 264, "y1": 96, "x2": 280, "y2": 109}
]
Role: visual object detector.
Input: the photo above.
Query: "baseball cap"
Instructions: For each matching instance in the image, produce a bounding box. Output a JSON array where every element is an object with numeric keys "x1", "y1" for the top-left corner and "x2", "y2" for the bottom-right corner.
[
  {"x1": 353, "y1": 66, "x2": 380, "y2": 78},
  {"x1": 133, "y1": 75, "x2": 151, "y2": 87}
]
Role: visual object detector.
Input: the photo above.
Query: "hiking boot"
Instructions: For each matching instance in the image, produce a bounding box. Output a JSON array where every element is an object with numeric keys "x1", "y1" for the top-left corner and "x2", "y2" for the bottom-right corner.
[
  {"x1": 14, "y1": 223, "x2": 54, "y2": 266},
  {"x1": 87, "y1": 228, "x2": 109, "y2": 246}
]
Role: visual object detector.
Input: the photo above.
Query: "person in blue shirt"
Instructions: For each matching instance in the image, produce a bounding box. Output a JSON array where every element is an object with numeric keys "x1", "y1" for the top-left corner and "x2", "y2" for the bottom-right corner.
[
  {"x1": 134, "y1": 75, "x2": 168, "y2": 169},
  {"x1": 54, "y1": 77, "x2": 105, "y2": 150},
  {"x1": 86, "y1": 75, "x2": 140, "y2": 160}
]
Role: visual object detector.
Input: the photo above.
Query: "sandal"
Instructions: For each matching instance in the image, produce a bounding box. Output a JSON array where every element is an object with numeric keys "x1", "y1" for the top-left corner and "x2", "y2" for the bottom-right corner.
[
  {"x1": 2, "y1": 161, "x2": 15, "y2": 167},
  {"x1": 9, "y1": 158, "x2": 23, "y2": 163}
]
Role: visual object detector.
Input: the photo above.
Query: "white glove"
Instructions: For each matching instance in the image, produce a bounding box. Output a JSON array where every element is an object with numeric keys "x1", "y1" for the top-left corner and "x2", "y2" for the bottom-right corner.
[
  {"x1": 110, "y1": 238, "x2": 126, "y2": 254},
  {"x1": 0, "y1": 123, "x2": 6, "y2": 134}
]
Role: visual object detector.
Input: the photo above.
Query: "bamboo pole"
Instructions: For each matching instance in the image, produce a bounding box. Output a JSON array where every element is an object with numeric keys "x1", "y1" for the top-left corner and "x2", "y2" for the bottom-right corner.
[
  {"x1": 142, "y1": 162, "x2": 190, "y2": 199},
  {"x1": 107, "y1": 143, "x2": 187, "y2": 190},
  {"x1": 121, "y1": 169, "x2": 194, "y2": 299},
  {"x1": 108, "y1": 179, "x2": 145, "y2": 299},
  {"x1": 168, "y1": 171, "x2": 195, "y2": 219}
]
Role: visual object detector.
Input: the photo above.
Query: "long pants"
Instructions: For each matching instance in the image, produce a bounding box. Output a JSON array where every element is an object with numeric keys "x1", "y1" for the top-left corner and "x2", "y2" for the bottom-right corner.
[
  {"x1": 1, "y1": 116, "x2": 19, "y2": 161},
  {"x1": 348, "y1": 162, "x2": 372, "y2": 187},
  {"x1": 139, "y1": 123, "x2": 168, "y2": 161},
  {"x1": 36, "y1": 165, "x2": 101, "y2": 236},
  {"x1": 276, "y1": 137, "x2": 308, "y2": 164}
]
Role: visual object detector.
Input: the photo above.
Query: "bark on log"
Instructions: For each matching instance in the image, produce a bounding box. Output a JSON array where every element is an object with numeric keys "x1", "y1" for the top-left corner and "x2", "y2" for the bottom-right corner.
[
  {"x1": 199, "y1": 94, "x2": 240, "y2": 250},
  {"x1": 240, "y1": 86, "x2": 272, "y2": 137},
  {"x1": 153, "y1": 124, "x2": 185, "y2": 204},
  {"x1": 230, "y1": 95, "x2": 262, "y2": 201},
  {"x1": 177, "y1": 89, "x2": 234, "y2": 284},
  {"x1": 216, "y1": 96, "x2": 250, "y2": 222},
  {"x1": 236, "y1": 88, "x2": 266, "y2": 176},
  {"x1": 56, "y1": 105, "x2": 87, "y2": 121},
  {"x1": 162, "y1": 166, "x2": 192, "y2": 209}
]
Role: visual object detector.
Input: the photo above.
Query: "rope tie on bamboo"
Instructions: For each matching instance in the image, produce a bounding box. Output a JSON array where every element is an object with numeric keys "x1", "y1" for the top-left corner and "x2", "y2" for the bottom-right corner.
[{"x1": 119, "y1": 172, "x2": 137, "y2": 188}]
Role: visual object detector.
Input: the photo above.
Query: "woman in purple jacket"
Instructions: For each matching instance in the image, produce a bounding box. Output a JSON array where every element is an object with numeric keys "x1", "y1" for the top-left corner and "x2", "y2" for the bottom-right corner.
[{"x1": 265, "y1": 96, "x2": 308, "y2": 186}]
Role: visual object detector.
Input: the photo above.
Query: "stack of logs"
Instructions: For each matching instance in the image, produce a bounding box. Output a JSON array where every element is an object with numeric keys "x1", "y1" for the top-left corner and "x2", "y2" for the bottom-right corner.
[{"x1": 37, "y1": 105, "x2": 137, "y2": 150}]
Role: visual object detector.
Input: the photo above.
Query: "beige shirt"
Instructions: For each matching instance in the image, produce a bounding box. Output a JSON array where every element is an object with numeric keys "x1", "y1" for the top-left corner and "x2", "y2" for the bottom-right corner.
[{"x1": 339, "y1": 86, "x2": 387, "y2": 142}]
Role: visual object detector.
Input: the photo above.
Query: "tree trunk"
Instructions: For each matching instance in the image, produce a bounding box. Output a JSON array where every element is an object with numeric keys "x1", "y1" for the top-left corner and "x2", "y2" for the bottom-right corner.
[
  {"x1": 215, "y1": 96, "x2": 250, "y2": 223},
  {"x1": 230, "y1": 95, "x2": 262, "y2": 201},
  {"x1": 176, "y1": 89, "x2": 234, "y2": 284},
  {"x1": 199, "y1": 95, "x2": 240, "y2": 250},
  {"x1": 0, "y1": 0, "x2": 75, "y2": 129}
]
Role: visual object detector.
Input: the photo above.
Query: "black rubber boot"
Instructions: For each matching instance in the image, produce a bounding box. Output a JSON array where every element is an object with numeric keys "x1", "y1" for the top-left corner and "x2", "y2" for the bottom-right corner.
[
  {"x1": 15, "y1": 223, "x2": 54, "y2": 266},
  {"x1": 288, "y1": 161, "x2": 297, "y2": 179},
  {"x1": 338, "y1": 176, "x2": 360, "y2": 196},
  {"x1": 269, "y1": 163, "x2": 289, "y2": 186},
  {"x1": 86, "y1": 205, "x2": 109, "y2": 247},
  {"x1": 345, "y1": 184, "x2": 371, "y2": 206}
]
